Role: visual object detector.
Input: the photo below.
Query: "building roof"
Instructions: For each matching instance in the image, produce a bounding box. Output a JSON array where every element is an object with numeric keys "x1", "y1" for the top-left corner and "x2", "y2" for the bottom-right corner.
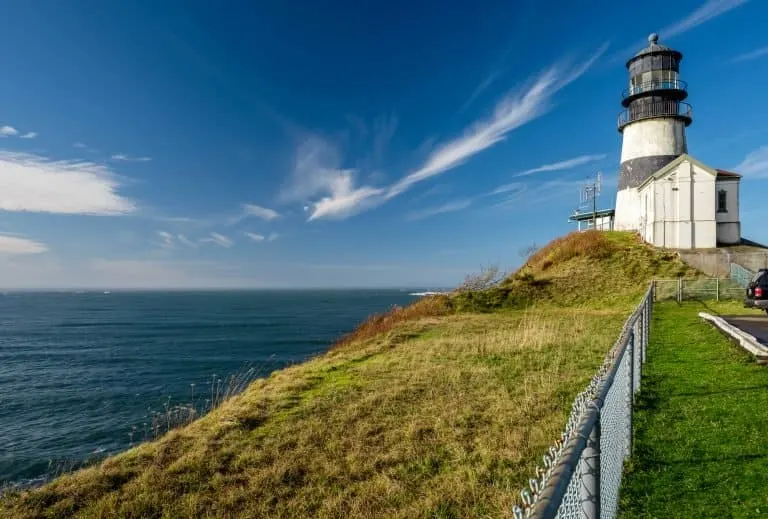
[
  {"x1": 627, "y1": 33, "x2": 683, "y2": 66},
  {"x1": 638, "y1": 154, "x2": 742, "y2": 189},
  {"x1": 569, "y1": 208, "x2": 615, "y2": 222},
  {"x1": 633, "y1": 33, "x2": 673, "y2": 56},
  {"x1": 716, "y1": 169, "x2": 742, "y2": 179}
]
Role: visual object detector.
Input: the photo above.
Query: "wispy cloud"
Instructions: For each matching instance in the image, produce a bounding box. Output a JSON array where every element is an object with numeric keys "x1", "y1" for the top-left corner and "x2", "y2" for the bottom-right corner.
[
  {"x1": 409, "y1": 183, "x2": 454, "y2": 203},
  {"x1": 488, "y1": 181, "x2": 527, "y2": 196},
  {"x1": 608, "y1": 0, "x2": 750, "y2": 63},
  {"x1": 290, "y1": 44, "x2": 607, "y2": 222},
  {"x1": 406, "y1": 199, "x2": 473, "y2": 221},
  {"x1": 513, "y1": 154, "x2": 606, "y2": 177},
  {"x1": 157, "y1": 231, "x2": 175, "y2": 249},
  {"x1": 731, "y1": 45, "x2": 768, "y2": 63},
  {"x1": 177, "y1": 234, "x2": 197, "y2": 247},
  {"x1": 243, "y1": 231, "x2": 279, "y2": 242},
  {"x1": 491, "y1": 178, "x2": 585, "y2": 209},
  {"x1": 0, "y1": 126, "x2": 19, "y2": 137},
  {"x1": 660, "y1": 0, "x2": 750, "y2": 40},
  {"x1": 244, "y1": 232, "x2": 265, "y2": 242},
  {"x1": 229, "y1": 203, "x2": 280, "y2": 225},
  {"x1": 20, "y1": 132, "x2": 37, "y2": 139},
  {"x1": 73, "y1": 142, "x2": 100, "y2": 154},
  {"x1": 280, "y1": 137, "x2": 385, "y2": 221},
  {"x1": 0, "y1": 151, "x2": 135, "y2": 215},
  {"x1": 308, "y1": 173, "x2": 384, "y2": 221},
  {"x1": 735, "y1": 146, "x2": 768, "y2": 178},
  {"x1": 459, "y1": 70, "x2": 502, "y2": 113},
  {"x1": 164, "y1": 216, "x2": 202, "y2": 224},
  {"x1": 0, "y1": 233, "x2": 48, "y2": 254},
  {"x1": 111, "y1": 153, "x2": 152, "y2": 162},
  {"x1": 200, "y1": 232, "x2": 233, "y2": 248},
  {"x1": 386, "y1": 45, "x2": 608, "y2": 200}
]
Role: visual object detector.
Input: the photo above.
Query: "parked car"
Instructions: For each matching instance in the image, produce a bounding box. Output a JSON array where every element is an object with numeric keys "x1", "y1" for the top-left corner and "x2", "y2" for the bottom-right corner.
[{"x1": 745, "y1": 269, "x2": 768, "y2": 315}]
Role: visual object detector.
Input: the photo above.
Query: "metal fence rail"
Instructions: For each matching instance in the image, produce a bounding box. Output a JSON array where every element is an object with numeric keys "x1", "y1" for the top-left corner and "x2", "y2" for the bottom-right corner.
[{"x1": 513, "y1": 285, "x2": 652, "y2": 519}]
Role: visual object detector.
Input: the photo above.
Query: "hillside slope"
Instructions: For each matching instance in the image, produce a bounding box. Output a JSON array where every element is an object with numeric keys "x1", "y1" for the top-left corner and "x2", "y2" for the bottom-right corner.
[{"x1": 1, "y1": 232, "x2": 699, "y2": 519}]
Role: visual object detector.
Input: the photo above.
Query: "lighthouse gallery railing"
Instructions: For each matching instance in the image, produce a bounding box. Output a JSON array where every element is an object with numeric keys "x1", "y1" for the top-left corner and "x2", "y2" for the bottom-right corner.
[
  {"x1": 618, "y1": 101, "x2": 692, "y2": 130},
  {"x1": 621, "y1": 78, "x2": 687, "y2": 99},
  {"x1": 513, "y1": 284, "x2": 653, "y2": 519}
]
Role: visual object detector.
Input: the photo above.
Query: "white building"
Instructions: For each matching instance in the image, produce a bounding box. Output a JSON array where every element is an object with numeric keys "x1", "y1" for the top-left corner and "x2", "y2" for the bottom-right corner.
[
  {"x1": 637, "y1": 154, "x2": 741, "y2": 249},
  {"x1": 614, "y1": 34, "x2": 741, "y2": 249}
]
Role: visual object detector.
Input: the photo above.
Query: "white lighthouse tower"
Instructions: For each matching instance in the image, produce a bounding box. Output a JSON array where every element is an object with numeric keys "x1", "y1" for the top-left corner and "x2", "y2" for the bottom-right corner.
[{"x1": 615, "y1": 33, "x2": 692, "y2": 230}]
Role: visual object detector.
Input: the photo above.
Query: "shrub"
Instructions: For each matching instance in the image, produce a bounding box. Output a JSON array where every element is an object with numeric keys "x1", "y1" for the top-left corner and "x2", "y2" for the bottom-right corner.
[
  {"x1": 453, "y1": 287, "x2": 510, "y2": 312},
  {"x1": 456, "y1": 265, "x2": 507, "y2": 292}
]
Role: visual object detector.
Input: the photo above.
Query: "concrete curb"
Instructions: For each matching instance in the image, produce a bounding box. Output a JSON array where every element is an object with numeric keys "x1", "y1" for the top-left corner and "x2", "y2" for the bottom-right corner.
[{"x1": 699, "y1": 312, "x2": 768, "y2": 364}]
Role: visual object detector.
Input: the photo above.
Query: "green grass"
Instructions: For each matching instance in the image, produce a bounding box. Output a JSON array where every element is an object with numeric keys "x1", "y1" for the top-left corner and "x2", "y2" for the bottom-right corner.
[
  {"x1": 1, "y1": 309, "x2": 629, "y2": 519},
  {"x1": 0, "y1": 231, "x2": 705, "y2": 518},
  {"x1": 619, "y1": 301, "x2": 768, "y2": 518}
]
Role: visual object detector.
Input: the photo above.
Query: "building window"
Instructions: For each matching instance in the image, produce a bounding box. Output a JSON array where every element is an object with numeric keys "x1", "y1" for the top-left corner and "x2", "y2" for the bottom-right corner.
[{"x1": 717, "y1": 189, "x2": 728, "y2": 213}]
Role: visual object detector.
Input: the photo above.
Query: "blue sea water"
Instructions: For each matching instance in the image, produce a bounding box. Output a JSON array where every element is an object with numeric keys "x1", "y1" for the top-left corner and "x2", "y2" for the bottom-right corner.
[{"x1": 0, "y1": 290, "x2": 420, "y2": 485}]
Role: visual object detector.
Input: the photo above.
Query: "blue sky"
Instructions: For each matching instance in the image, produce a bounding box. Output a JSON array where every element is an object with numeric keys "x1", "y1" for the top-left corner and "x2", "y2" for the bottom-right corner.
[{"x1": 1, "y1": 0, "x2": 767, "y2": 288}]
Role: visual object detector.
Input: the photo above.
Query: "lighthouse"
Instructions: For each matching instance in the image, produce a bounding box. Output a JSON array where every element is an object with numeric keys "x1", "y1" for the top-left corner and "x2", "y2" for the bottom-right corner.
[
  {"x1": 578, "y1": 33, "x2": 745, "y2": 249},
  {"x1": 615, "y1": 33, "x2": 692, "y2": 230}
]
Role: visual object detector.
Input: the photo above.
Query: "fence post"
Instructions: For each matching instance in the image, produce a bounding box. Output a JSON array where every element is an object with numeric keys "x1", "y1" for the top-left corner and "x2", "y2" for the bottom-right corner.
[
  {"x1": 716, "y1": 278, "x2": 720, "y2": 302},
  {"x1": 579, "y1": 417, "x2": 601, "y2": 519},
  {"x1": 643, "y1": 298, "x2": 649, "y2": 364},
  {"x1": 635, "y1": 319, "x2": 642, "y2": 393}
]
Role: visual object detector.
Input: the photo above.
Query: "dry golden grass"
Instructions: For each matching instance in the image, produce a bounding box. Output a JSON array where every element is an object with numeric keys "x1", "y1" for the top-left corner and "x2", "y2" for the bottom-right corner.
[
  {"x1": 0, "y1": 231, "x2": 698, "y2": 519},
  {"x1": 494, "y1": 231, "x2": 700, "y2": 309},
  {"x1": 333, "y1": 294, "x2": 453, "y2": 350},
  {"x1": 1, "y1": 308, "x2": 627, "y2": 519}
]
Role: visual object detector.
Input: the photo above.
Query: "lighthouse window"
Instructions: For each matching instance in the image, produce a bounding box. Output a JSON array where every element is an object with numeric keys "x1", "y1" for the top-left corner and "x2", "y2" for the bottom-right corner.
[{"x1": 717, "y1": 190, "x2": 728, "y2": 213}]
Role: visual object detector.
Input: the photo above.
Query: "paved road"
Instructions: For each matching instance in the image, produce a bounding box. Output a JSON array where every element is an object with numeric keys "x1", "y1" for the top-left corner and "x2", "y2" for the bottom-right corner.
[{"x1": 723, "y1": 315, "x2": 768, "y2": 345}]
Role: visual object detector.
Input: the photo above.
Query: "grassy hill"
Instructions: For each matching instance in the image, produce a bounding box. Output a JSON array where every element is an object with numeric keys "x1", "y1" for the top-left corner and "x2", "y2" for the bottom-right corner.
[{"x1": 0, "y1": 232, "x2": 699, "y2": 519}]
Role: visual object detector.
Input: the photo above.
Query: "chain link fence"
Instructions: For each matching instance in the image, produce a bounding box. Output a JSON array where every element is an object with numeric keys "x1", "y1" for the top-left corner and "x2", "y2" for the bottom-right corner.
[
  {"x1": 513, "y1": 285, "x2": 652, "y2": 519},
  {"x1": 653, "y1": 278, "x2": 745, "y2": 302},
  {"x1": 730, "y1": 263, "x2": 756, "y2": 289}
]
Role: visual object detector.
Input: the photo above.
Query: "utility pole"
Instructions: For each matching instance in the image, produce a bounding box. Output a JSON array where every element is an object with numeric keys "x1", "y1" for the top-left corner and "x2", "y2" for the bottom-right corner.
[{"x1": 592, "y1": 184, "x2": 597, "y2": 229}]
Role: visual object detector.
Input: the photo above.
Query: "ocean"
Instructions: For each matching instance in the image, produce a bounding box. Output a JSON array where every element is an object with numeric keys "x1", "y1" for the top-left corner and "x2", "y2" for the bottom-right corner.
[{"x1": 0, "y1": 290, "x2": 421, "y2": 485}]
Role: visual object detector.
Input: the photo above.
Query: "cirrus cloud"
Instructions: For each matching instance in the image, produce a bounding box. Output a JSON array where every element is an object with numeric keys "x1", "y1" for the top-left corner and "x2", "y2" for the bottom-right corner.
[
  {"x1": 200, "y1": 232, "x2": 233, "y2": 248},
  {"x1": 660, "y1": 0, "x2": 750, "y2": 40},
  {"x1": 512, "y1": 154, "x2": 607, "y2": 177},
  {"x1": 244, "y1": 232, "x2": 265, "y2": 242},
  {"x1": 229, "y1": 204, "x2": 281, "y2": 225},
  {"x1": 285, "y1": 44, "x2": 608, "y2": 221},
  {"x1": 735, "y1": 146, "x2": 768, "y2": 178},
  {"x1": 111, "y1": 153, "x2": 152, "y2": 162}
]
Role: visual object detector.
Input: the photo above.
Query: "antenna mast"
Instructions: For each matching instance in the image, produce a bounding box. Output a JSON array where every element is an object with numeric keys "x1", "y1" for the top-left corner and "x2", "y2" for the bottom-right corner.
[{"x1": 577, "y1": 172, "x2": 602, "y2": 230}]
